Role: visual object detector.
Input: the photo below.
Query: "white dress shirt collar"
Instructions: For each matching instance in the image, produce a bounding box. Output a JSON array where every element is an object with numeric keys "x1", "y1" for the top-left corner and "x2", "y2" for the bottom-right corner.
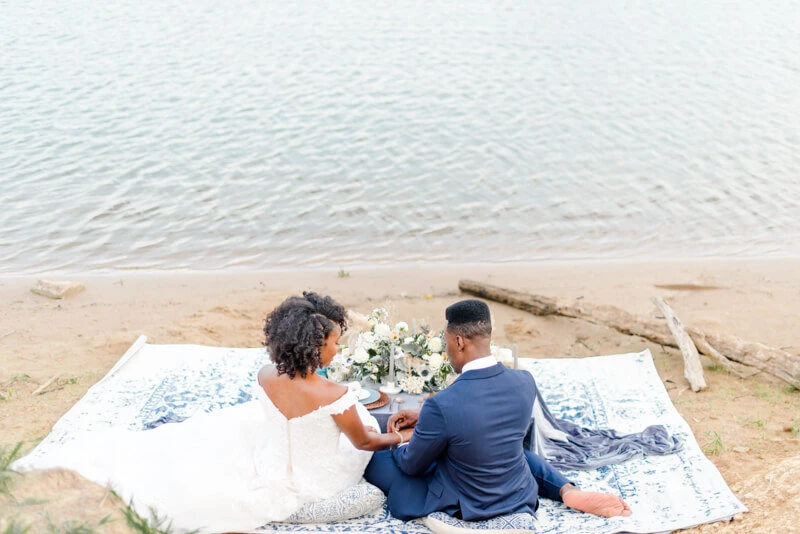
[{"x1": 461, "y1": 355, "x2": 498, "y2": 374}]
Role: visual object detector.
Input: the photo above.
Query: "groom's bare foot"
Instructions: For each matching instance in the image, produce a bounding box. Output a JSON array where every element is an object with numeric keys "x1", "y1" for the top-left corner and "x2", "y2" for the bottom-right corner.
[{"x1": 561, "y1": 488, "x2": 632, "y2": 517}]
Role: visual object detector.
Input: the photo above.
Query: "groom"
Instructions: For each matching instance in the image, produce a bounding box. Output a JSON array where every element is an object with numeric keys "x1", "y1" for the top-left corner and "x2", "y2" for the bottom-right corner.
[{"x1": 364, "y1": 299, "x2": 631, "y2": 521}]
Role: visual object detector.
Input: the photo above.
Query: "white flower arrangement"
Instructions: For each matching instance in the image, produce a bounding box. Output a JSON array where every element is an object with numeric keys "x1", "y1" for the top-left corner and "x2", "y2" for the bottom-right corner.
[{"x1": 328, "y1": 308, "x2": 457, "y2": 394}]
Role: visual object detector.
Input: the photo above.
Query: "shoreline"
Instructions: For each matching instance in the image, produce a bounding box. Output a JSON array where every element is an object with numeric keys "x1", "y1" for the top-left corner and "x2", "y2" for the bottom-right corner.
[
  {"x1": 3, "y1": 257, "x2": 799, "y2": 348},
  {"x1": 3, "y1": 254, "x2": 800, "y2": 279}
]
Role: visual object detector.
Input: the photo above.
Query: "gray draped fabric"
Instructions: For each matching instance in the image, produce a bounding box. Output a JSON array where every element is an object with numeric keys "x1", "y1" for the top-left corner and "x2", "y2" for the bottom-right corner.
[{"x1": 523, "y1": 379, "x2": 684, "y2": 471}]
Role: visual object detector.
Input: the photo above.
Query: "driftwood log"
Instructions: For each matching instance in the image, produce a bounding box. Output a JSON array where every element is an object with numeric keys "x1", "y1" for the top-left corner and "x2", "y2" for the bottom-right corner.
[
  {"x1": 32, "y1": 375, "x2": 60, "y2": 396},
  {"x1": 651, "y1": 297, "x2": 707, "y2": 391},
  {"x1": 459, "y1": 280, "x2": 800, "y2": 389}
]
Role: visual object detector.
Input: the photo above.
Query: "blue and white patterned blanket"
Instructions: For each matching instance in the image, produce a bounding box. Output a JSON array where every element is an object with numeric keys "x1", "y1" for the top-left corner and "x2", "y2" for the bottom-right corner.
[{"x1": 18, "y1": 337, "x2": 746, "y2": 533}]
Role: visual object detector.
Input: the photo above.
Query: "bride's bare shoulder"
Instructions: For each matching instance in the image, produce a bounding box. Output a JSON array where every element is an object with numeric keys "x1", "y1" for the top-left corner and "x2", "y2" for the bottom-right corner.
[
  {"x1": 317, "y1": 378, "x2": 348, "y2": 405},
  {"x1": 257, "y1": 364, "x2": 276, "y2": 383},
  {"x1": 256, "y1": 366, "x2": 347, "y2": 406}
]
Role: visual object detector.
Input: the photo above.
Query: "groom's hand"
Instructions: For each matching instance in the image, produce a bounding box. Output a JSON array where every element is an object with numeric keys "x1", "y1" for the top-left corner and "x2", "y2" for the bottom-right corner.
[
  {"x1": 399, "y1": 427, "x2": 414, "y2": 443},
  {"x1": 387, "y1": 409, "x2": 420, "y2": 432}
]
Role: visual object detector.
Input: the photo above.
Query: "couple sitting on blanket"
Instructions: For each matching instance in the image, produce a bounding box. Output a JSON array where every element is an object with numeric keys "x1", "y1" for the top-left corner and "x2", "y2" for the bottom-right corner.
[
  {"x1": 21, "y1": 292, "x2": 629, "y2": 533},
  {"x1": 260, "y1": 294, "x2": 631, "y2": 523}
]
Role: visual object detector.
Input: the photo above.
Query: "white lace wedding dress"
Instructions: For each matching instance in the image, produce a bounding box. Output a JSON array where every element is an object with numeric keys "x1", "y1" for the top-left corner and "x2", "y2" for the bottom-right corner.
[{"x1": 15, "y1": 383, "x2": 378, "y2": 533}]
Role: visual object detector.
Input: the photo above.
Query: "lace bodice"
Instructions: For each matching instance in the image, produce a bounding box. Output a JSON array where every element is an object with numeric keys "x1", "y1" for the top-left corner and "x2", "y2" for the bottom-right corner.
[{"x1": 253, "y1": 384, "x2": 374, "y2": 503}]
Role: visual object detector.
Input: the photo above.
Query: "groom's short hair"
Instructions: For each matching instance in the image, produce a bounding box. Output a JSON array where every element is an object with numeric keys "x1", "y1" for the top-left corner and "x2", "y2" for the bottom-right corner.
[{"x1": 445, "y1": 299, "x2": 492, "y2": 340}]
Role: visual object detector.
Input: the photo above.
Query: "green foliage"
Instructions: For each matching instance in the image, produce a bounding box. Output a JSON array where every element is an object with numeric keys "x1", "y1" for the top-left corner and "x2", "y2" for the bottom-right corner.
[
  {"x1": 703, "y1": 431, "x2": 725, "y2": 456},
  {"x1": 2, "y1": 521, "x2": 31, "y2": 534},
  {"x1": 17, "y1": 496, "x2": 49, "y2": 506},
  {"x1": 0, "y1": 375, "x2": 32, "y2": 402},
  {"x1": 120, "y1": 499, "x2": 195, "y2": 534},
  {"x1": 45, "y1": 514, "x2": 112, "y2": 534},
  {"x1": 337, "y1": 269, "x2": 350, "y2": 279},
  {"x1": 0, "y1": 442, "x2": 24, "y2": 496},
  {"x1": 6, "y1": 375, "x2": 31, "y2": 384},
  {"x1": 47, "y1": 515, "x2": 111, "y2": 534},
  {"x1": 47, "y1": 520, "x2": 92, "y2": 534},
  {"x1": 753, "y1": 384, "x2": 771, "y2": 399},
  {"x1": 744, "y1": 417, "x2": 766, "y2": 428}
]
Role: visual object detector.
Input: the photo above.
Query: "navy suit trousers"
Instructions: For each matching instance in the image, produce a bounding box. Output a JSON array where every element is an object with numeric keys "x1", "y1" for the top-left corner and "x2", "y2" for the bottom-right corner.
[{"x1": 365, "y1": 449, "x2": 569, "y2": 520}]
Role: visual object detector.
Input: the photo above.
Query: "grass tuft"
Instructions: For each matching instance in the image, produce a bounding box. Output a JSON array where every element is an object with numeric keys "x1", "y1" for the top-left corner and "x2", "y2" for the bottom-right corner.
[
  {"x1": 753, "y1": 384, "x2": 772, "y2": 399},
  {"x1": 703, "y1": 430, "x2": 725, "y2": 456},
  {"x1": 120, "y1": 498, "x2": 196, "y2": 534},
  {"x1": 46, "y1": 515, "x2": 112, "y2": 534},
  {"x1": 337, "y1": 269, "x2": 350, "y2": 279},
  {"x1": 1, "y1": 376, "x2": 32, "y2": 401},
  {"x1": 0, "y1": 442, "x2": 24, "y2": 496},
  {"x1": 2, "y1": 521, "x2": 31, "y2": 534},
  {"x1": 744, "y1": 417, "x2": 767, "y2": 428}
]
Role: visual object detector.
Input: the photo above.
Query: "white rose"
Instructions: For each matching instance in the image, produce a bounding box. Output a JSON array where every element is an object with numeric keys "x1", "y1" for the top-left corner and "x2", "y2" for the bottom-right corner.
[
  {"x1": 354, "y1": 347, "x2": 369, "y2": 364},
  {"x1": 403, "y1": 337, "x2": 414, "y2": 345},
  {"x1": 429, "y1": 353, "x2": 444, "y2": 371},
  {"x1": 428, "y1": 337, "x2": 443, "y2": 353},
  {"x1": 340, "y1": 347, "x2": 351, "y2": 358},
  {"x1": 359, "y1": 332, "x2": 376, "y2": 349},
  {"x1": 374, "y1": 323, "x2": 392, "y2": 340},
  {"x1": 395, "y1": 322, "x2": 409, "y2": 332},
  {"x1": 370, "y1": 308, "x2": 388, "y2": 322}
]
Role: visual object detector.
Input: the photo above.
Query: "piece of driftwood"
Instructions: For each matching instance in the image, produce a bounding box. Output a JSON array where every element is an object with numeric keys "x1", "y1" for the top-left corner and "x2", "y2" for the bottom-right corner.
[
  {"x1": 651, "y1": 297, "x2": 707, "y2": 391},
  {"x1": 458, "y1": 280, "x2": 799, "y2": 389},
  {"x1": 32, "y1": 375, "x2": 59, "y2": 396},
  {"x1": 691, "y1": 336, "x2": 761, "y2": 379},
  {"x1": 31, "y1": 280, "x2": 85, "y2": 300}
]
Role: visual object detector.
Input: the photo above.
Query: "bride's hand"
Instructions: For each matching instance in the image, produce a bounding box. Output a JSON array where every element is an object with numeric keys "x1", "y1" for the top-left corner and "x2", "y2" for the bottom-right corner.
[{"x1": 387, "y1": 409, "x2": 420, "y2": 432}]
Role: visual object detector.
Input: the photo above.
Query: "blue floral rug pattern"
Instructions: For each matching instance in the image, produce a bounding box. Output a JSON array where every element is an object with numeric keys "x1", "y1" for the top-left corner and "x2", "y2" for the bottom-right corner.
[{"x1": 18, "y1": 341, "x2": 745, "y2": 533}]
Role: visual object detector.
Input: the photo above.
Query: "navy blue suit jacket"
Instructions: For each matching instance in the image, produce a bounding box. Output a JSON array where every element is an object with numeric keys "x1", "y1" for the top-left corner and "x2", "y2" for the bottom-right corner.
[{"x1": 389, "y1": 363, "x2": 555, "y2": 520}]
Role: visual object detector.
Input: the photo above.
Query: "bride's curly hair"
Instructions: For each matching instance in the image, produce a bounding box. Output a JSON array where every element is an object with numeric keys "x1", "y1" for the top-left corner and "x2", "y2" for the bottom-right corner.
[{"x1": 263, "y1": 292, "x2": 348, "y2": 379}]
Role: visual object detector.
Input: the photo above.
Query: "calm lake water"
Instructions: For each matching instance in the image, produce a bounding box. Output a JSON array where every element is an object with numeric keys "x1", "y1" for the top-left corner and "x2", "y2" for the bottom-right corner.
[{"x1": 1, "y1": 0, "x2": 798, "y2": 274}]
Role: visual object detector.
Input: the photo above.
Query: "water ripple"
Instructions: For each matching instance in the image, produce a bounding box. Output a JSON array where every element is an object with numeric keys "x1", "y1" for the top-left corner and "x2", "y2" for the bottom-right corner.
[{"x1": 1, "y1": 0, "x2": 799, "y2": 274}]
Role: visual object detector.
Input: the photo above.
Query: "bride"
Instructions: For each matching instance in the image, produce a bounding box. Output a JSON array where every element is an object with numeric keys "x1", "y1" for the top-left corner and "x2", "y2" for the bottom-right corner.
[{"x1": 15, "y1": 292, "x2": 410, "y2": 532}]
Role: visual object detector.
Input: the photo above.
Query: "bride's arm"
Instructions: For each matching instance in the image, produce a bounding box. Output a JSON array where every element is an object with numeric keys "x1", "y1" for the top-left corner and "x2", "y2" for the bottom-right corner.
[{"x1": 333, "y1": 407, "x2": 411, "y2": 451}]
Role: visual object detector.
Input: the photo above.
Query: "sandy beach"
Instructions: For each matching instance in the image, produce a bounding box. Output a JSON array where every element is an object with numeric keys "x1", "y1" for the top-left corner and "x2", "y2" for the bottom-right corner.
[{"x1": 1, "y1": 259, "x2": 799, "y2": 532}]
